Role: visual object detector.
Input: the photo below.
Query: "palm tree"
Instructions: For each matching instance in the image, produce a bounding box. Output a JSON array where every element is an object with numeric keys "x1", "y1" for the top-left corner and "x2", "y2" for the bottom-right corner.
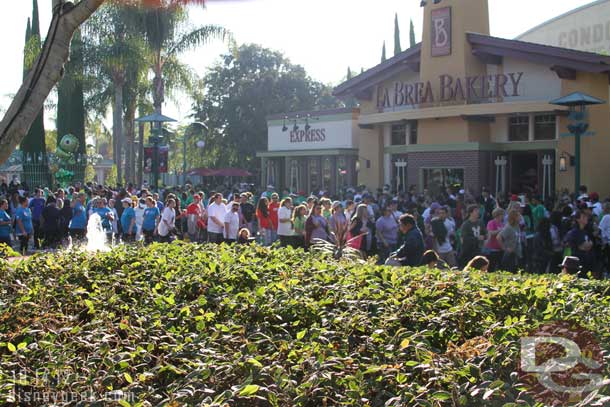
[
  {"x1": 0, "y1": 0, "x2": 207, "y2": 166},
  {"x1": 84, "y1": 2, "x2": 149, "y2": 184},
  {"x1": 141, "y1": 5, "x2": 232, "y2": 114}
]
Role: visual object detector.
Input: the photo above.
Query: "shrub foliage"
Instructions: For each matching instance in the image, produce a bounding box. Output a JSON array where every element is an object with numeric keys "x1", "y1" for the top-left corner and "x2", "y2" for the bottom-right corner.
[{"x1": 0, "y1": 243, "x2": 608, "y2": 406}]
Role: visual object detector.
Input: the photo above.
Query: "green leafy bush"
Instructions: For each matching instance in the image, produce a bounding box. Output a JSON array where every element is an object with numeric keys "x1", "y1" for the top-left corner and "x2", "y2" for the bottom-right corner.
[{"x1": 0, "y1": 243, "x2": 608, "y2": 406}]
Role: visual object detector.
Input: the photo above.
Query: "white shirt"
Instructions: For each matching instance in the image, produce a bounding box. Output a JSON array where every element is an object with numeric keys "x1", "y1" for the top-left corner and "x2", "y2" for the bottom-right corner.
[
  {"x1": 437, "y1": 218, "x2": 455, "y2": 254},
  {"x1": 592, "y1": 202, "x2": 603, "y2": 218},
  {"x1": 223, "y1": 210, "x2": 240, "y2": 240},
  {"x1": 158, "y1": 207, "x2": 175, "y2": 237},
  {"x1": 207, "y1": 202, "x2": 227, "y2": 233},
  {"x1": 599, "y1": 214, "x2": 610, "y2": 244},
  {"x1": 277, "y1": 206, "x2": 294, "y2": 236}
]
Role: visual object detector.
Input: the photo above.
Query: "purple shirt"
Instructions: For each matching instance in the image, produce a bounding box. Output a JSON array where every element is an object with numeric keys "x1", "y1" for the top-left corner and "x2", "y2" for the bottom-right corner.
[{"x1": 375, "y1": 215, "x2": 398, "y2": 245}]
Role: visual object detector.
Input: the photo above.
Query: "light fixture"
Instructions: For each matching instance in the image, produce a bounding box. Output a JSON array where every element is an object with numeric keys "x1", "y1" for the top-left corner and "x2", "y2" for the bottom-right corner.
[
  {"x1": 420, "y1": 0, "x2": 426, "y2": 6},
  {"x1": 293, "y1": 115, "x2": 300, "y2": 132},
  {"x1": 305, "y1": 115, "x2": 311, "y2": 131},
  {"x1": 282, "y1": 116, "x2": 288, "y2": 132},
  {"x1": 559, "y1": 152, "x2": 574, "y2": 172}
]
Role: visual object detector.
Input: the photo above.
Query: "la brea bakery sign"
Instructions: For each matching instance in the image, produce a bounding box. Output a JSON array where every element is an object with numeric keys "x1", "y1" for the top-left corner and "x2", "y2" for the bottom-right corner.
[{"x1": 377, "y1": 72, "x2": 524, "y2": 109}]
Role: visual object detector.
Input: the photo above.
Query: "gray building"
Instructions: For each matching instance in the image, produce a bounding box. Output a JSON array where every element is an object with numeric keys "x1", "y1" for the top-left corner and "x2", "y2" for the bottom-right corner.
[{"x1": 517, "y1": 0, "x2": 610, "y2": 54}]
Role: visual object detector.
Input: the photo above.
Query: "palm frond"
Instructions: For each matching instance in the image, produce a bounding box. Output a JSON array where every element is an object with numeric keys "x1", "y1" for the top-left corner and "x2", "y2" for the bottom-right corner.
[{"x1": 166, "y1": 25, "x2": 233, "y2": 57}]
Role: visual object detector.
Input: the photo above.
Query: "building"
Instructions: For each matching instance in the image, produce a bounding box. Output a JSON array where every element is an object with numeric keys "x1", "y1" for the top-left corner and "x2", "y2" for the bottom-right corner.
[
  {"x1": 331, "y1": 0, "x2": 610, "y2": 198},
  {"x1": 257, "y1": 108, "x2": 370, "y2": 195},
  {"x1": 517, "y1": 0, "x2": 610, "y2": 54}
]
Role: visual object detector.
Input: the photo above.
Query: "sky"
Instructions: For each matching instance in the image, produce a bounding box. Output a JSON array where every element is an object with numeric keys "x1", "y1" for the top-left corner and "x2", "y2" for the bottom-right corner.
[{"x1": 0, "y1": 0, "x2": 596, "y2": 127}]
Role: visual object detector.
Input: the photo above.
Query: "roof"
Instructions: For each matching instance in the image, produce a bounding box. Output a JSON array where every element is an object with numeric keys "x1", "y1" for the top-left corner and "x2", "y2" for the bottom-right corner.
[
  {"x1": 467, "y1": 33, "x2": 610, "y2": 73},
  {"x1": 333, "y1": 43, "x2": 421, "y2": 98},
  {"x1": 267, "y1": 107, "x2": 358, "y2": 121},
  {"x1": 550, "y1": 92, "x2": 606, "y2": 106},
  {"x1": 135, "y1": 112, "x2": 177, "y2": 123},
  {"x1": 516, "y1": 0, "x2": 609, "y2": 40}
]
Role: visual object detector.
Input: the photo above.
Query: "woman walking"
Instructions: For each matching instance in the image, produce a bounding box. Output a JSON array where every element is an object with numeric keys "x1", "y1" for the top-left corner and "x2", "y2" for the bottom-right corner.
[
  {"x1": 142, "y1": 197, "x2": 160, "y2": 245},
  {"x1": 305, "y1": 201, "x2": 329, "y2": 247},
  {"x1": 484, "y1": 208, "x2": 505, "y2": 273},
  {"x1": 277, "y1": 197, "x2": 294, "y2": 247},
  {"x1": 349, "y1": 204, "x2": 374, "y2": 257},
  {"x1": 292, "y1": 205, "x2": 307, "y2": 248}
]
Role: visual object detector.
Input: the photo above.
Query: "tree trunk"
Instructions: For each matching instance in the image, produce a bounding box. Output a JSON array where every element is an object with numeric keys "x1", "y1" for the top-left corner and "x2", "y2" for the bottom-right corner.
[
  {"x1": 0, "y1": 0, "x2": 105, "y2": 165},
  {"x1": 152, "y1": 65, "x2": 164, "y2": 114},
  {"x1": 137, "y1": 121, "x2": 144, "y2": 187},
  {"x1": 113, "y1": 82, "x2": 124, "y2": 185},
  {"x1": 124, "y1": 100, "x2": 137, "y2": 184}
]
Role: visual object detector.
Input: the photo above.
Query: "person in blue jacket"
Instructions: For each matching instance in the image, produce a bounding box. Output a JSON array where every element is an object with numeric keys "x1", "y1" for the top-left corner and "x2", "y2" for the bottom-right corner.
[
  {"x1": 120, "y1": 197, "x2": 136, "y2": 243},
  {"x1": 0, "y1": 199, "x2": 12, "y2": 248},
  {"x1": 386, "y1": 213, "x2": 424, "y2": 267}
]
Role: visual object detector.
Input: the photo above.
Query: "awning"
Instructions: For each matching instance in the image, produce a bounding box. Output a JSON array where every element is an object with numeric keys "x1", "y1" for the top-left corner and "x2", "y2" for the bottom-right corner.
[{"x1": 187, "y1": 168, "x2": 253, "y2": 177}]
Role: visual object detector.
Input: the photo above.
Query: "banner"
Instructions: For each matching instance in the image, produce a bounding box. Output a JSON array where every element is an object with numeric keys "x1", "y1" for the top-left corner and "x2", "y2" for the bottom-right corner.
[
  {"x1": 159, "y1": 145, "x2": 169, "y2": 173},
  {"x1": 144, "y1": 147, "x2": 154, "y2": 173}
]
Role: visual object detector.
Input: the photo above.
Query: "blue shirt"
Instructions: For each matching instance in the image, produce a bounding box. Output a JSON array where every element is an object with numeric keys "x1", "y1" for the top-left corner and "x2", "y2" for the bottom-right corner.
[
  {"x1": 143, "y1": 207, "x2": 160, "y2": 231},
  {"x1": 15, "y1": 207, "x2": 33, "y2": 235},
  {"x1": 93, "y1": 207, "x2": 112, "y2": 231},
  {"x1": 28, "y1": 197, "x2": 45, "y2": 221},
  {"x1": 156, "y1": 201, "x2": 165, "y2": 212},
  {"x1": 121, "y1": 207, "x2": 135, "y2": 233},
  {"x1": 0, "y1": 210, "x2": 11, "y2": 238},
  {"x1": 70, "y1": 202, "x2": 87, "y2": 230}
]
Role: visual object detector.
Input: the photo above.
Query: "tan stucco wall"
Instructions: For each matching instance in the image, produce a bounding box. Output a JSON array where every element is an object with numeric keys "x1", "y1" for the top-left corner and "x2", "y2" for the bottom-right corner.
[
  {"x1": 357, "y1": 127, "x2": 383, "y2": 189},
  {"x1": 557, "y1": 72, "x2": 610, "y2": 197}
]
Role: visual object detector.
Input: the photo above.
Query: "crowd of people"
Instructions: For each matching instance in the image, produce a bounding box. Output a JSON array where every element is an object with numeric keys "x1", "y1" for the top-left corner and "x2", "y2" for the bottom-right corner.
[{"x1": 0, "y1": 178, "x2": 607, "y2": 279}]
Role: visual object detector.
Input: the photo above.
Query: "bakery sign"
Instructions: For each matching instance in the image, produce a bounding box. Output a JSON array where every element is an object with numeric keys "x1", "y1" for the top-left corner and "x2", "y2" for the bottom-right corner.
[{"x1": 377, "y1": 72, "x2": 524, "y2": 109}]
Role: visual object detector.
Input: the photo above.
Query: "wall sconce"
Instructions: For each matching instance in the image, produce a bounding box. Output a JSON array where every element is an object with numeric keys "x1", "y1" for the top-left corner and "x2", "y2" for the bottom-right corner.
[
  {"x1": 293, "y1": 115, "x2": 300, "y2": 132},
  {"x1": 281, "y1": 116, "x2": 288, "y2": 132},
  {"x1": 559, "y1": 152, "x2": 575, "y2": 172}
]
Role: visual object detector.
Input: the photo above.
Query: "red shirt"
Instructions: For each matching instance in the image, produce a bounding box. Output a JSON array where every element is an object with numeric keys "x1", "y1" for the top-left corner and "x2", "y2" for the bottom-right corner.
[
  {"x1": 268, "y1": 202, "x2": 280, "y2": 230},
  {"x1": 187, "y1": 202, "x2": 201, "y2": 216},
  {"x1": 256, "y1": 208, "x2": 271, "y2": 229}
]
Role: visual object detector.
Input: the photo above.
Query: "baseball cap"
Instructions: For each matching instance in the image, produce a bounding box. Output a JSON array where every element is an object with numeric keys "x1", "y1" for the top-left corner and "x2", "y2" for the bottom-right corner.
[{"x1": 121, "y1": 197, "x2": 132, "y2": 204}]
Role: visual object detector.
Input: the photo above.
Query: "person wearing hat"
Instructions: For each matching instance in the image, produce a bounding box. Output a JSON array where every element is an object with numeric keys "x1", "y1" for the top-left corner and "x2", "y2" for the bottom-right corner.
[
  {"x1": 559, "y1": 256, "x2": 582, "y2": 275},
  {"x1": 120, "y1": 197, "x2": 136, "y2": 243}
]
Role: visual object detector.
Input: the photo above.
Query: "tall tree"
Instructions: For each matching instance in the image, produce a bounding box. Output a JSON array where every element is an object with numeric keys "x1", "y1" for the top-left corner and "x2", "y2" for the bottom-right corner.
[
  {"x1": 0, "y1": 0, "x2": 206, "y2": 166},
  {"x1": 56, "y1": 28, "x2": 86, "y2": 181},
  {"x1": 141, "y1": 5, "x2": 231, "y2": 114},
  {"x1": 394, "y1": 13, "x2": 401, "y2": 55},
  {"x1": 381, "y1": 41, "x2": 387, "y2": 62},
  {"x1": 409, "y1": 19, "x2": 416, "y2": 48},
  {"x1": 21, "y1": 0, "x2": 49, "y2": 188},
  {"x1": 191, "y1": 44, "x2": 343, "y2": 171}
]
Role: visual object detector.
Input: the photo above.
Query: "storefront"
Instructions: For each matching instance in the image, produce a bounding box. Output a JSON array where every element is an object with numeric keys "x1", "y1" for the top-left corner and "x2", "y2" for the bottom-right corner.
[
  {"x1": 257, "y1": 108, "x2": 367, "y2": 195},
  {"x1": 332, "y1": 0, "x2": 610, "y2": 198}
]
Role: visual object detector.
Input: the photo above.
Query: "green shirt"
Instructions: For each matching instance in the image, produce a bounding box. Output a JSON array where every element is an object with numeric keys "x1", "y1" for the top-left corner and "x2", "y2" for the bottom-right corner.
[{"x1": 293, "y1": 216, "x2": 306, "y2": 235}]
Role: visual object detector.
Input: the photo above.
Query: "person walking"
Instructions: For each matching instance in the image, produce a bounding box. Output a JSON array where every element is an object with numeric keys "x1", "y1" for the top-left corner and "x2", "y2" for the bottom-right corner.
[
  {"x1": 0, "y1": 199, "x2": 12, "y2": 249},
  {"x1": 305, "y1": 201, "x2": 329, "y2": 247},
  {"x1": 459, "y1": 204, "x2": 487, "y2": 268},
  {"x1": 207, "y1": 193, "x2": 227, "y2": 244},
  {"x1": 430, "y1": 206, "x2": 457, "y2": 268},
  {"x1": 277, "y1": 197, "x2": 294, "y2": 247},
  {"x1": 376, "y1": 205, "x2": 399, "y2": 264},
  {"x1": 497, "y1": 210, "x2": 522, "y2": 273},
  {"x1": 69, "y1": 193, "x2": 88, "y2": 244},
  {"x1": 120, "y1": 198, "x2": 136, "y2": 243},
  {"x1": 292, "y1": 204, "x2": 307, "y2": 248},
  {"x1": 224, "y1": 201, "x2": 241, "y2": 243},
  {"x1": 256, "y1": 197, "x2": 272, "y2": 246},
  {"x1": 41, "y1": 196, "x2": 61, "y2": 249},
  {"x1": 142, "y1": 197, "x2": 160, "y2": 245},
  {"x1": 29, "y1": 188, "x2": 46, "y2": 249},
  {"x1": 532, "y1": 217, "x2": 555, "y2": 274},
  {"x1": 158, "y1": 198, "x2": 177, "y2": 243},
  {"x1": 14, "y1": 196, "x2": 32, "y2": 255},
  {"x1": 268, "y1": 193, "x2": 280, "y2": 243},
  {"x1": 484, "y1": 208, "x2": 505, "y2": 273},
  {"x1": 564, "y1": 210, "x2": 595, "y2": 277}
]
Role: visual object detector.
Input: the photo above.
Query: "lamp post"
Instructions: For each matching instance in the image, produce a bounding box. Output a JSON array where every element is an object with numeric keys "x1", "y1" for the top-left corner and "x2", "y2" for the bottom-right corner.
[
  {"x1": 135, "y1": 113, "x2": 177, "y2": 191},
  {"x1": 182, "y1": 122, "x2": 207, "y2": 185},
  {"x1": 550, "y1": 92, "x2": 605, "y2": 194}
]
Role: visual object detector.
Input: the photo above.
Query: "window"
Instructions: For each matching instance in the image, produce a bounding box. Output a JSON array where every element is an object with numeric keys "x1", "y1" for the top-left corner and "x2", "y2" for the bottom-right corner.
[
  {"x1": 391, "y1": 124, "x2": 407, "y2": 145},
  {"x1": 290, "y1": 159, "x2": 299, "y2": 192},
  {"x1": 534, "y1": 115, "x2": 556, "y2": 140},
  {"x1": 322, "y1": 158, "x2": 332, "y2": 190},
  {"x1": 422, "y1": 168, "x2": 464, "y2": 194},
  {"x1": 309, "y1": 159, "x2": 320, "y2": 193},
  {"x1": 508, "y1": 115, "x2": 529, "y2": 142},
  {"x1": 409, "y1": 121, "x2": 418, "y2": 145}
]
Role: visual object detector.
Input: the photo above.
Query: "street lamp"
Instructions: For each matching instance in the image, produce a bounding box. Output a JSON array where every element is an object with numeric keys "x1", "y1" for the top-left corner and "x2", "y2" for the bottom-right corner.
[
  {"x1": 182, "y1": 121, "x2": 208, "y2": 185},
  {"x1": 550, "y1": 92, "x2": 605, "y2": 194},
  {"x1": 135, "y1": 112, "x2": 177, "y2": 191}
]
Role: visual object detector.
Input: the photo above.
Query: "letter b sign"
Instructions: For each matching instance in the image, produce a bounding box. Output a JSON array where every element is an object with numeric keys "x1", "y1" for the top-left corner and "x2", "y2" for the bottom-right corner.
[{"x1": 431, "y1": 7, "x2": 451, "y2": 57}]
